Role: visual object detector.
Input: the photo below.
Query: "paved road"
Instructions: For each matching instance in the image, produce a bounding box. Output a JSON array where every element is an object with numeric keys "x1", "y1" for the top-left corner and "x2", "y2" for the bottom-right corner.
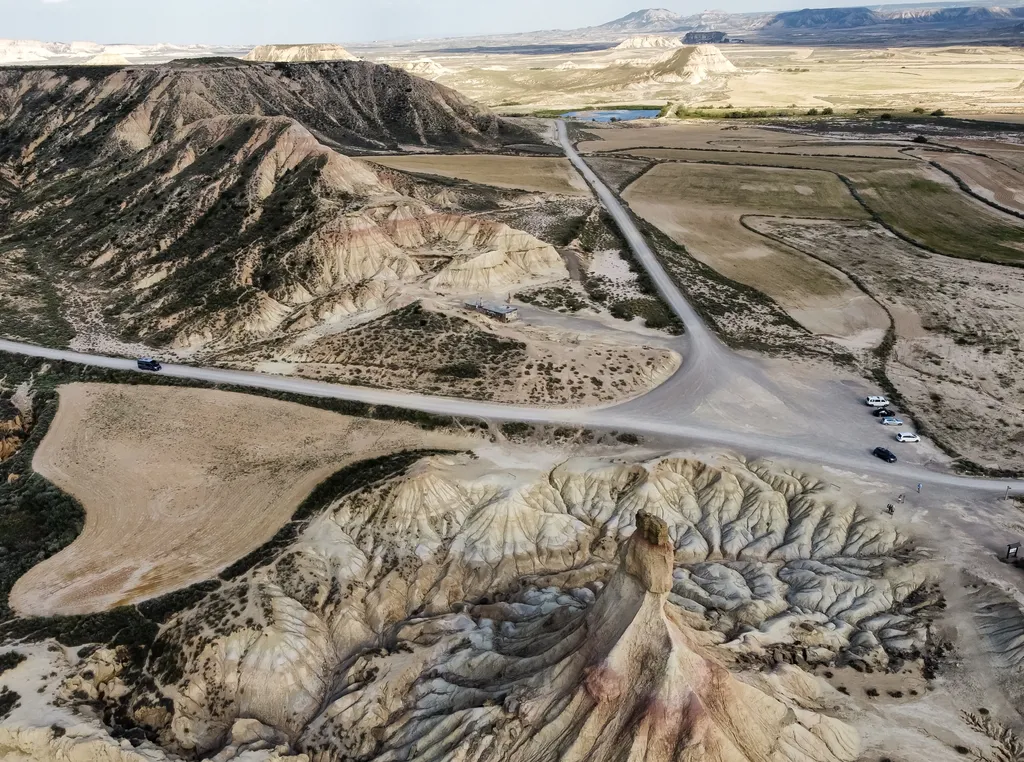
[{"x1": 2, "y1": 338, "x2": 1021, "y2": 496}]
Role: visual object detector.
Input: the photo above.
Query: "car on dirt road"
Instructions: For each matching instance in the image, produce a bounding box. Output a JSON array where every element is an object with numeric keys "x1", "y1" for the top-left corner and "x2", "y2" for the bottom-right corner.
[
  {"x1": 896, "y1": 432, "x2": 921, "y2": 443},
  {"x1": 137, "y1": 358, "x2": 162, "y2": 372},
  {"x1": 881, "y1": 417, "x2": 904, "y2": 426},
  {"x1": 866, "y1": 396, "x2": 891, "y2": 407},
  {"x1": 873, "y1": 408, "x2": 896, "y2": 418},
  {"x1": 873, "y1": 447, "x2": 898, "y2": 463}
]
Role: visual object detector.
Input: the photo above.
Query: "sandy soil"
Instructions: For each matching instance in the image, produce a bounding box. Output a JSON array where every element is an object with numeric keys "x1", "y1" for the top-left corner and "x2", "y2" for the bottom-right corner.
[
  {"x1": 365, "y1": 155, "x2": 590, "y2": 196},
  {"x1": 919, "y1": 150, "x2": 1024, "y2": 215},
  {"x1": 10, "y1": 383, "x2": 471, "y2": 616},
  {"x1": 623, "y1": 162, "x2": 888, "y2": 345}
]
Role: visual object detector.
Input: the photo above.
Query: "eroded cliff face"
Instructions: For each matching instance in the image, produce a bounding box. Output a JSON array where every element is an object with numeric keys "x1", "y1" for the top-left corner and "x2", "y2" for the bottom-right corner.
[
  {"x1": 0, "y1": 59, "x2": 553, "y2": 355},
  {"x1": 12, "y1": 451, "x2": 933, "y2": 761}
]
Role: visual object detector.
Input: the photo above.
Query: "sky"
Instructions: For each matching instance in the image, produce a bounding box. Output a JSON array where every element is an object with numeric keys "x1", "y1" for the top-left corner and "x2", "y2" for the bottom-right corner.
[{"x1": 1, "y1": 0, "x2": 939, "y2": 45}]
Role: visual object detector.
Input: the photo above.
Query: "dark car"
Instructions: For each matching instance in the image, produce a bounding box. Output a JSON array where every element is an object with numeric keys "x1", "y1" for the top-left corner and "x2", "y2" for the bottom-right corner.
[
  {"x1": 873, "y1": 408, "x2": 895, "y2": 418},
  {"x1": 873, "y1": 447, "x2": 897, "y2": 464},
  {"x1": 137, "y1": 358, "x2": 162, "y2": 372}
]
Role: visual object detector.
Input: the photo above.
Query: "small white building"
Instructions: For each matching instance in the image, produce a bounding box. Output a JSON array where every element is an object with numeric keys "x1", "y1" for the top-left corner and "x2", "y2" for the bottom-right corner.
[{"x1": 465, "y1": 300, "x2": 520, "y2": 323}]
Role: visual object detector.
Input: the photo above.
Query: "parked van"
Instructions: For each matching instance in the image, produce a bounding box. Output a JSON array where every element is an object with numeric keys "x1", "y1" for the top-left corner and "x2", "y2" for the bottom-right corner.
[
  {"x1": 137, "y1": 358, "x2": 162, "y2": 372},
  {"x1": 865, "y1": 396, "x2": 890, "y2": 407}
]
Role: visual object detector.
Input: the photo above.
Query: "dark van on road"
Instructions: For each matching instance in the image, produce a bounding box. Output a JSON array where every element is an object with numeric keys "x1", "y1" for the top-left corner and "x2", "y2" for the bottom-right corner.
[{"x1": 137, "y1": 358, "x2": 162, "y2": 372}]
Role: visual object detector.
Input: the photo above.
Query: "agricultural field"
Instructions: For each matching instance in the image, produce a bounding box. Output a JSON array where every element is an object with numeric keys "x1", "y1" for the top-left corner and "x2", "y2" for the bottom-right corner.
[
  {"x1": 751, "y1": 217, "x2": 1024, "y2": 471},
  {"x1": 10, "y1": 383, "x2": 470, "y2": 616},
  {"x1": 846, "y1": 165, "x2": 1024, "y2": 264},
  {"x1": 577, "y1": 123, "x2": 912, "y2": 158},
  {"x1": 623, "y1": 162, "x2": 887, "y2": 345},
  {"x1": 611, "y1": 147, "x2": 911, "y2": 174},
  {"x1": 917, "y1": 151, "x2": 1024, "y2": 216},
  {"x1": 366, "y1": 155, "x2": 590, "y2": 196}
]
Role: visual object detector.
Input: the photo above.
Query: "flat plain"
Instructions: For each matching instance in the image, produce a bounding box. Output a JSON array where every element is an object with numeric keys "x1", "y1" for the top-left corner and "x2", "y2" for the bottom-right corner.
[
  {"x1": 366, "y1": 154, "x2": 590, "y2": 195},
  {"x1": 623, "y1": 161, "x2": 887, "y2": 344}
]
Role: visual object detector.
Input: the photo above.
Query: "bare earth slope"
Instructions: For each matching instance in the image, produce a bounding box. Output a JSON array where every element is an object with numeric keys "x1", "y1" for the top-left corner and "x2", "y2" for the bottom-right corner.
[{"x1": 10, "y1": 383, "x2": 469, "y2": 616}]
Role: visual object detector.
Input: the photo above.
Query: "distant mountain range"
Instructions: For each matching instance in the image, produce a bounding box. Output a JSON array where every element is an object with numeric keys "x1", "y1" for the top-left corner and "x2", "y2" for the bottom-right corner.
[{"x1": 584, "y1": 2, "x2": 1024, "y2": 38}]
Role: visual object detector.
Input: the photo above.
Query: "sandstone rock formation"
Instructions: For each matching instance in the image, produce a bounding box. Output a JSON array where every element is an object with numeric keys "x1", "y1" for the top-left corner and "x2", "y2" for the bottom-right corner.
[
  {"x1": 83, "y1": 51, "x2": 130, "y2": 66},
  {"x1": 0, "y1": 398, "x2": 28, "y2": 461},
  {"x1": 616, "y1": 34, "x2": 684, "y2": 48},
  {"x1": 395, "y1": 58, "x2": 454, "y2": 79},
  {"x1": 645, "y1": 45, "x2": 738, "y2": 85},
  {"x1": 302, "y1": 510, "x2": 860, "y2": 762},
  {"x1": 54, "y1": 452, "x2": 928, "y2": 759},
  {"x1": 242, "y1": 44, "x2": 358, "y2": 63}
]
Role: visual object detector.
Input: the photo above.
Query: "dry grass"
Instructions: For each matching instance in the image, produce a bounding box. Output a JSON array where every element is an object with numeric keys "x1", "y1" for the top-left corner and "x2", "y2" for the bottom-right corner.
[
  {"x1": 623, "y1": 162, "x2": 887, "y2": 345},
  {"x1": 10, "y1": 383, "x2": 469, "y2": 616},
  {"x1": 365, "y1": 155, "x2": 590, "y2": 196},
  {"x1": 847, "y1": 165, "x2": 1024, "y2": 264}
]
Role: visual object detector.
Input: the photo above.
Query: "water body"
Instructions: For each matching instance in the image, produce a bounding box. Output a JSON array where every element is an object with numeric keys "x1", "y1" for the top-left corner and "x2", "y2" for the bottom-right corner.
[{"x1": 562, "y1": 109, "x2": 661, "y2": 123}]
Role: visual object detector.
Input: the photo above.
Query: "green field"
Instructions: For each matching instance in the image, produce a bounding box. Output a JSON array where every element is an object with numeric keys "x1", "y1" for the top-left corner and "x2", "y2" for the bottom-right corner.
[
  {"x1": 627, "y1": 162, "x2": 869, "y2": 218},
  {"x1": 848, "y1": 168, "x2": 1024, "y2": 265}
]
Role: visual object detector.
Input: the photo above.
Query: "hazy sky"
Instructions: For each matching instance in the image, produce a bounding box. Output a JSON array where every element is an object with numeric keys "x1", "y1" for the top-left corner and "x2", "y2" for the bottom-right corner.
[{"x1": 3, "y1": 0, "x2": 894, "y2": 45}]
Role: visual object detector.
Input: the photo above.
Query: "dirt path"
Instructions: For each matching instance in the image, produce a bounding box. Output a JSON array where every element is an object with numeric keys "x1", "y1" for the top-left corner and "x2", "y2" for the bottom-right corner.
[{"x1": 10, "y1": 383, "x2": 470, "y2": 616}]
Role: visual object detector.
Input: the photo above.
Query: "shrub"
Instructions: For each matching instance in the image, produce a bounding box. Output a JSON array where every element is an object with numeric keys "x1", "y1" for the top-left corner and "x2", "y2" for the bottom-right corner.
[
  {"x1": 822, "y1": 107, "x2": 834, "y2": 115},
  {"x1": 913, "y1": 135, "x2": 929, "y2": 144},
  {"x1": 931, "y1": 109, "x2": 945, "y2": 117},
  {"x1": 500, "y1": 422, "x2": 531, "y2": 439},
  {"x1": 806, "y1": 108, "x2": 819, "y2": 116},
  {"x1": 616, "y1": 432, "x2": 640, "y2": 445},
  {"x1": 435, "y1": 361, "x2": 482, "y2": 379},
  {"x1": 912, "y1": 107, "x2": 925, "y2": 114},
  {"x1": 879, "y1": 113, "x2": 892, "y2": 120},
  {"x1": 0, "y1": 651, "x2": 26, "y2": 677}
]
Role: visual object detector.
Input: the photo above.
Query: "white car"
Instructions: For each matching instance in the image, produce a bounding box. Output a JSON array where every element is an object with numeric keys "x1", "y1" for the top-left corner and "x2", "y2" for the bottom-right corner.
[
  {"x1": 896, "y1": 432, "x2": 921, "y2": 443},
  {"x1": 881, "y1": 417, "x2": 904, "y2": 426},
  {"x1": 866, "y1": 396, "x2": 891, "y2": 407}
]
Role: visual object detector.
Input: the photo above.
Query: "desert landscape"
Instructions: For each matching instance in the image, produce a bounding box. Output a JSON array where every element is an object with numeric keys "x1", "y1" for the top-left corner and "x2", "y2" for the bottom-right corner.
[{"x1": 1, "y1": 0, "x2": 1024, "y2": 760}]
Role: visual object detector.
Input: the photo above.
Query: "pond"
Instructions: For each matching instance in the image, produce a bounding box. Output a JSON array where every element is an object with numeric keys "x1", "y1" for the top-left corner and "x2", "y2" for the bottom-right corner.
[{"x1": 561, "y1": 109, "x2": 662, "y2": 123}]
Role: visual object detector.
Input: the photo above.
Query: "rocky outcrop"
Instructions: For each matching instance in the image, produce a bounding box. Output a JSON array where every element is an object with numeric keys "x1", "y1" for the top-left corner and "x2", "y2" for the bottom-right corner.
[
  {"x1": 394, "y1": 58, "x2": 454, "y2": 79},
  {"x1": 83, "y1": 52, "x2": 130, "y2": 66},
  {"x1": 0, "y1": 398, "x2": 28, "y2": 461},
  {"x1": 242, "y1": 44, "x2": 358, "y2": 63},
  {"x1": 302, "y1": 511, "x2": 860, "y2": 762},
  {"x1": 616, "y1": 35, "x2": 684, "y2": 49},
  {"x1": 91, "y1": 452, "x2": 926, "y2": 757},
  {"x1": 644, "y1": 45, "x2": 737, "y2": 85}
]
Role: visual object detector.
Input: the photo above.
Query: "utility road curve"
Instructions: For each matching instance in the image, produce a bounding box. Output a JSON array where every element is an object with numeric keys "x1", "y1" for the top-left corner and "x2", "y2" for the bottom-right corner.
[{"x1": 1, "y1": 339, "x2": 1020, "y2": 497}]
